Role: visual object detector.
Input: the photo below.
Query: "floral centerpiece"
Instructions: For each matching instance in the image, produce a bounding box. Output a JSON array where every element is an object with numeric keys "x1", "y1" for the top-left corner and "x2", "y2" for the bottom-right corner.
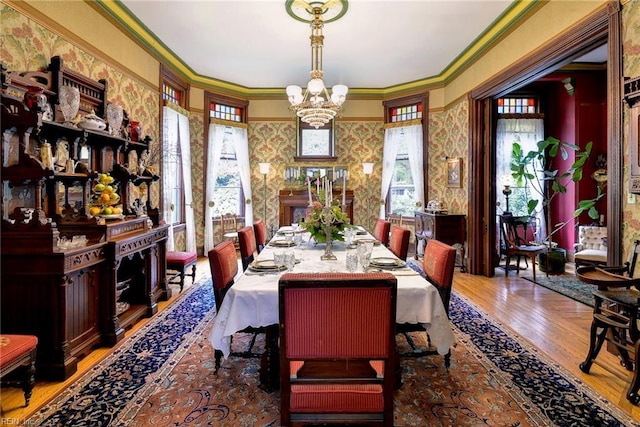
[{"x1": 303, "y1": 202, "x2": 350, "y2": 243}]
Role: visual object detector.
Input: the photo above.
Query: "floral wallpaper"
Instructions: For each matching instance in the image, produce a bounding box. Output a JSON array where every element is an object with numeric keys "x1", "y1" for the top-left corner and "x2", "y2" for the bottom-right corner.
[
  {"x1": 429, "y1": 101, "x2": 469, "y2": 215},
  {"x1": 622, "y1": 0, "x2": 640, "y2": 264},
  {"x1": 247, "y1": 120, "x2": 384, "y2": 235}
]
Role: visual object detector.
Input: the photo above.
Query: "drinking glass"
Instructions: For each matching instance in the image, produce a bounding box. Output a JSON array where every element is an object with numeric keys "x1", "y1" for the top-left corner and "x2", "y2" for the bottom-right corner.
[
  {"x1": 284, "y1": 250, "x2": 296, "y2": 272},
  {"x1": 358, "y1": 252, "x2": 371, "y2": 272},
  {"x1": 346, "y1": 250, "x2": 358, "y2": 273},
  {"x1": 284, "y1": 231, "x2": 294, "y2": 245},
  {"x1": 293, "y1": 233, "x2": 303, "y2": 247},
  {"x1": 274, "y1": 251, "x2": 285, "y2": 270}
]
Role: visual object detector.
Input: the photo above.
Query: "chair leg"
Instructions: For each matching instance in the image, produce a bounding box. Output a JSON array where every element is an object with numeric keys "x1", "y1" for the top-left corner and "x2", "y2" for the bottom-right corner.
[
  {"x1": 179, "y1": 271, "x2": 186, "y2": 292},
  {"x1": 22, "y1": 353, "x2": 36, "y2": 406}
]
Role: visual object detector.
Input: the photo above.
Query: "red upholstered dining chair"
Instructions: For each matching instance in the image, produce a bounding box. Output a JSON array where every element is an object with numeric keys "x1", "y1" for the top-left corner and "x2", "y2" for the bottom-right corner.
[
  {"x1": 388, "y1": 225, "x2": 411, "y2": 260},
  {"x1": 208, "y1": 240, "x2": 262, "y2": 372},
  {"x1": 373, "y1": 218, "x2": 391, "y2": 247},
  {"x1": 238, "y1": 226, "x2": 258, "y2": 271},
  {"x1": 279, "y1": 272, "x2": 397, "y2": 427},
  {"x1": 397, "y1": 239, "x2": 456, "y2": 365},
  {"x1": 253, "y1": 219, "x2": 268, "y2": 253}
]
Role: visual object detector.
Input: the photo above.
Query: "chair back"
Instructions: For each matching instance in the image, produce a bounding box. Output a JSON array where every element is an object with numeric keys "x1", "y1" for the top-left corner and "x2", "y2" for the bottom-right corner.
[
  {"x1": 238, "y1": 226, "x2": 257, "y2": 270},
  {"x1": 389, "y1": 225, "x2": 411, "y2": 260},
  {"x1": 208, "y1": 240, "x2": 238, "y2": 310},
  {"x1": 253, "y1": 219, "x2": 268, "y2": 252},
  {"x1": 221, "y1": 213, "x2": 238, "y2": 241},
  {"x1": 279, "y1": 272, "x2": 397, "y2": 427},
  {"x1": 373, "y1": 219, "x2": 391, "y2": 247},
  {"x1": 387, "y1": 213, "x2": 403, "y2": 227},
  {"x1": 423, "y1": 239, "x2": 457, "y2": 314}
]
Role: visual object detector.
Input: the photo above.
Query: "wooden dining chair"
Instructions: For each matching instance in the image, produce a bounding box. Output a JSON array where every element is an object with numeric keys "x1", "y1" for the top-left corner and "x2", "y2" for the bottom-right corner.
[
  {"x1": 397, "y1": 239, "x2": 456, "y2": 366},
  {"x1": 499, "y1": 214, "x2": 547, "y2": 281},
  {"x1": 220, "y1": 213, "x2": 239, "y2": 247},
  {"x1": 208, "y1": 240, "x2": 262, "y2": 372},
  {"x1": 253, "y1": 219, "x2": 268, "y2": 253},
  {"x1": 279, "y1": 272, "x2": 397, "y2": 427},
  {"x1": 373, "y1": 218, "x2": 391, "y2": 247},
  {"x1": 238, "y1": 226, "x2": 258, "y2": 271},
  {"x1": 388, "y1": 225, "x2": 411, "y2": 260}
]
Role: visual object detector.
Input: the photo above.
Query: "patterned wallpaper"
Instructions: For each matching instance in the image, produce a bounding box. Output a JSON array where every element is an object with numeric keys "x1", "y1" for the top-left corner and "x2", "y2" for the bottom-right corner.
[
  {"x1": 622, "y1": 0, "x2": 640, "y2": 260},
  {"x1": 2, "y1": 1, "x2": 639, "y2": 263}
]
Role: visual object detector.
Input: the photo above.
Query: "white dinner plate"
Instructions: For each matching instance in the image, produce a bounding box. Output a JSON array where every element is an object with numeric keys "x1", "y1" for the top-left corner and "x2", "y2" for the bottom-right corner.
[{"x1": 370, "y1": 257, "x2": 406, "y2": 269}]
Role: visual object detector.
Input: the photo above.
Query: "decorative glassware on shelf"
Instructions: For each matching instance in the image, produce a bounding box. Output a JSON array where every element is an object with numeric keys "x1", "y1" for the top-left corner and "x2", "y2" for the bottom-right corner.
[
  {"x1": 58, "y1": 85, "x2": 80, "y2": 124},
  {"x1": 106, "y1": 103, "x2": 124, "y2": 137}
]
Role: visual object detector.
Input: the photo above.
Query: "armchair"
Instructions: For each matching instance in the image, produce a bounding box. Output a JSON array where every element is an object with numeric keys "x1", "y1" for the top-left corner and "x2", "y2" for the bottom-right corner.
[
  {"x1": 279, "y1": 272, "x2": 397, "y2": 427},
  {"x1": 574, "y1": 225, "x2": 607, "y2": 267}
]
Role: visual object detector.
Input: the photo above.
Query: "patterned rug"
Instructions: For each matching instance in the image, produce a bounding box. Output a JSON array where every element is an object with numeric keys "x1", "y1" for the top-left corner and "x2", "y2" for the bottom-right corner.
[
  {"x1": 522, "y1": 274, "x2": 597, "y2": 307},
  {"x1": 29, "y1": 276, "x2": 637, "y2": 426}
]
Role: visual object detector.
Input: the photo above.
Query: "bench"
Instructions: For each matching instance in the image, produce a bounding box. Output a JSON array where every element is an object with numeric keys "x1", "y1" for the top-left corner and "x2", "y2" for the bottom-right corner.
[
  {"x1": 166, "y1": 251, "x2": 197, "y2": 292},
  {"x1": 0, "y1": 334, "x2": 38, "y2": 406}
]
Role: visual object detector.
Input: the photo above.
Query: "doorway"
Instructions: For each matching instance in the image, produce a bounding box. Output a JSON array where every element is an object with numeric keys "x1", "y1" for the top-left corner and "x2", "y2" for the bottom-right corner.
[{"x1": 467, "y1": 3, "x2": 622, "y2": 277}]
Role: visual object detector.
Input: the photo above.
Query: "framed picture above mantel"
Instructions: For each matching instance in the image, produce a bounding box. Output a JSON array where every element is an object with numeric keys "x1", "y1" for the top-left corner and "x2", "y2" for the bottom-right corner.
[{"x1": 294, "y1": 118, "x2": 336, "y2": 161}]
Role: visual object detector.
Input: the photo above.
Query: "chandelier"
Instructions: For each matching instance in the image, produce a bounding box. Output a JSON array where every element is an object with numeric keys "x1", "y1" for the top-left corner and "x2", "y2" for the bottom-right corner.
[{"x1": 286, "y1": 2, "x2": 348, "y2": 129}]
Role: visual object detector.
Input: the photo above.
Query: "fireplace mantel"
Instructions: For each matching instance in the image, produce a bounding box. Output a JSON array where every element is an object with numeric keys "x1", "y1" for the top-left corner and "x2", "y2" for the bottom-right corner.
[{"x1": 279, "y1": 189, "x2": 354, "y2": 226}]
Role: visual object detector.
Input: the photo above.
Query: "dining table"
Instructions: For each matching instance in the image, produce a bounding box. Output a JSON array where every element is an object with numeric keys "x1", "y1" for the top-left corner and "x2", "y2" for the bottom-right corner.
[{"x1": 208, "y1": 225, "x2": 456, "y2": 392}]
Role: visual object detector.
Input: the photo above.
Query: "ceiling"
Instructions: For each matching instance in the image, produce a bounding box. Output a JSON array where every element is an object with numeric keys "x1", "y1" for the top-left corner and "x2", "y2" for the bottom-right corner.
[{"x1": 118, "y1": 0, "x2": 519, "y2": 90}]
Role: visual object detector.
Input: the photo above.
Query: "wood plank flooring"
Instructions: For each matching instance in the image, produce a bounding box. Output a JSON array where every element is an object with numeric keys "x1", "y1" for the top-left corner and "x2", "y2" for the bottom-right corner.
[{"x1": 2, "y1": 258, "x2": 639, "y2": 422}]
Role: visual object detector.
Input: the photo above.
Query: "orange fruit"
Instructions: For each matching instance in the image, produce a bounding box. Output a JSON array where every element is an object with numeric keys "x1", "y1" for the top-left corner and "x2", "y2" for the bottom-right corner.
[{"x1": 101, "y1": 193, "x2": 111, "y2": 202}]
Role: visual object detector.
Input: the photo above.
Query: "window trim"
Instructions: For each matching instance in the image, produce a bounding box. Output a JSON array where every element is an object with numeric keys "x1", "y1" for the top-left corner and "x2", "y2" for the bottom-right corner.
[
  {"x1": 204, "y1": 92, "x2": 250, "y2": 218},
  {"x1": 382, "y1": 93, "x2": 429, "y2": 220},
  {"x1": 160, "y1": 65, "x2": 189, "y2": 226}
]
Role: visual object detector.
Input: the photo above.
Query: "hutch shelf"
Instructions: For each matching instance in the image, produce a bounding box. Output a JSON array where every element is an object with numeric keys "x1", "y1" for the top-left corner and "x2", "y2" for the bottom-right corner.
[{"x1": 1, "y1": 57, "x2": 170, "y2": 380}]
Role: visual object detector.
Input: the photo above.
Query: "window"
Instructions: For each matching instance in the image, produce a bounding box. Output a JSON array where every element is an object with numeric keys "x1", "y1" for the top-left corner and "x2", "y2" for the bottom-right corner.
[
  {"x1": 213, "y1": 127, "x2": 243, "y2": 216},
  {"x1": 204, "y1": 93, "x2": 249, "y2": 221},
  {"x1": 497, "y1": 97, "x2": 537, "y2": 114},
  {"x1": 382, "y1": 95, "x2": 428, "y2": 219},
  {"x1": 162, "y1": 135, "x2": 183, "y2": 224}
]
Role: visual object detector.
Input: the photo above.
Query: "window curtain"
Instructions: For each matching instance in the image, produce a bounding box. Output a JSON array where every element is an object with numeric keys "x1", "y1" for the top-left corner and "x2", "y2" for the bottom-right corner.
[
  {"x1": 177, "y1": 112, "x2": 195, "y2": 253},
  {"x1": 232, "y1": 126, "x2": 254, "y2": 227},
  {"x1": 161, "y1": 108, "x2": 177, "y2": 251},
  {"x1": 379, "y1": 124, "x2": 424, "y2": 218},
  {"x1": 404, "y1": 124, "x2": 424, "y2": 212},
  {"x1": 496, "y1": 118, "x2": 545, "y2": 239},
  {"x1": 204, "y1": 124, "x2": 226, "y2": 253}
]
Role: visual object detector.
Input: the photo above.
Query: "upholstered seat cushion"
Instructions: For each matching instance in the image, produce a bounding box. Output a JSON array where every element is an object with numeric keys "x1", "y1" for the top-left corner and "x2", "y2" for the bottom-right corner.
[
  {"x1": 575, "y1": 249, "x2": 607, "y2": 263},
  {"x1": 290, "y1": 383, "x2": 384, "y2": 412},
  {"x1": 0, "y1": 335, "x2": 38, "y2": 367},
  {"x1": 575, "y1": 226, "x2": 607, "y2": 265},
  {"x1": 166, "y1": 251, "x2": 197, "y2": 267}
]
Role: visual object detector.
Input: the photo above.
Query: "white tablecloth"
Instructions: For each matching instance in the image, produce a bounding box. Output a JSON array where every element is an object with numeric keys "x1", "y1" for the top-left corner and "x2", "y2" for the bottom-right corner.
[{"x1": 208, "y1": 228, "x2": 455, "y2": 358}]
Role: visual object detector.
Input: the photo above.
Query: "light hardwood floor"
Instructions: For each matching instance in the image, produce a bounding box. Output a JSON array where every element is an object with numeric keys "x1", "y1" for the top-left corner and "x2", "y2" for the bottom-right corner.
[{"x1": 2, "y1": 258, "x2": 640, "y2": 422}]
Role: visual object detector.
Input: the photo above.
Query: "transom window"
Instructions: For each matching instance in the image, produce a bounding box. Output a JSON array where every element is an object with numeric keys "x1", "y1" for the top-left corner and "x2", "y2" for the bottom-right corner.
[
  {"x1": 497, "y1": 97, "x2": 537, "y2": 114},
  {"x1": 389, "y1": 103, "x2": 422, "y2": 123},
  {"x1": 162, "y1": 83, "x2": 182, "y2": 105},
  {"x1": 210, "y1": 102, "x2": 243, "y2": 122}
]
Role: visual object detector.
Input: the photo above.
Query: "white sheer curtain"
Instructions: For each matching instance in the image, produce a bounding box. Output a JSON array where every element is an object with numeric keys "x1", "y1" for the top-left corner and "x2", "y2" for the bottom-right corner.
[
  {"x1": 177, "y1": 112, "x2": 195, "y2": 253},
  {"x1": 232, "y1": 126, "x2": 254, "y2": 227},
  {"x1": 404, "y1": 124, "x2": 424, "y2": 211},
  {"x1": 161, "y1": 108, "x2": 177, "y2": 251},
  {"x1": 204, "y1": 124, "x2": 226, "y2": 253},
  {"x1": 379, "y1": 127, "x2": 402, "y2": 218},
  {"x1": 496, "y1": 118, "x2": 545, "y2": 239}
]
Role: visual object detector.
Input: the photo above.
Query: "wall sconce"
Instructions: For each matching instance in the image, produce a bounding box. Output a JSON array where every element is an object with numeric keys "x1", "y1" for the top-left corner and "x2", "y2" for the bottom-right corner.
[
  {"x1": 259, "y1": 162, "x2": 270, "y2": 223},
  {"x1": 362, "y1": 162, "x2": 374, "y2": 230},
  {"x1": 562, "y1": 77, "x2": 575, "y2": 96}
]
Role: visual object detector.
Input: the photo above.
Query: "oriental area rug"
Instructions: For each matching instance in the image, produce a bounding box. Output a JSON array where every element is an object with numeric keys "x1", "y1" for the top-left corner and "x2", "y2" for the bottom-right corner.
[
  {"x1": 523, "y1": 274, "x2": 597, "y2": 307},
  {"x1": 28, "y1": 277, "x2": 637, "y2": 426}
]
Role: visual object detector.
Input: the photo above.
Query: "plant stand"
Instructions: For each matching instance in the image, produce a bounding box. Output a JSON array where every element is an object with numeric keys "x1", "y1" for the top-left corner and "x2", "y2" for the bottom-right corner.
[{"x1": 538, "y1": 248, "x2": 567, "y2": 275}]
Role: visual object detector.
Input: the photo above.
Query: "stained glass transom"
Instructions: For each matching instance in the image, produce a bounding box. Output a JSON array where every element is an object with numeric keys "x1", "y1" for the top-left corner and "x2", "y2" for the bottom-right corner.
[
  {"x1": 497, "y1": 97, "x2": 537, "y2": 114},
  {"x1": 210, "y1": 103, "x2": 243, "y2": 123},
  {"x1": 162, "y1": 83, "x2": 181, "y2": 105},
  {"x1": 390, "y1": 104, "x2": 422, "y2": 123}
]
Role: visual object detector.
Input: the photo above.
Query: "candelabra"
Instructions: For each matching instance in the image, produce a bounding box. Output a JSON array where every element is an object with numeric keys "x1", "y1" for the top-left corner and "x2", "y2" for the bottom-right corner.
[{"x1": 320, "y1": 206, "x2": 337, "y2": 260}]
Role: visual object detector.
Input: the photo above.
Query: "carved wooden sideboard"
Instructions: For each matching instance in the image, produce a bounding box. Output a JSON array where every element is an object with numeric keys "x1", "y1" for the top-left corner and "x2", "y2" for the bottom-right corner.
[
  {"x1": 414, "y1": 211, "x2": 467, "y2": 272},
  {"x1": 1, "y1": 58, "x2": 169, "y2": 380}
]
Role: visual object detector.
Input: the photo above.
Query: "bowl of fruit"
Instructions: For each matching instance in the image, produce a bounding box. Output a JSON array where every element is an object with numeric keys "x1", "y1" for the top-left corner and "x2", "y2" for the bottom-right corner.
[{"x1": 89, "y1": 173, "x2": 124, "y2": 219}]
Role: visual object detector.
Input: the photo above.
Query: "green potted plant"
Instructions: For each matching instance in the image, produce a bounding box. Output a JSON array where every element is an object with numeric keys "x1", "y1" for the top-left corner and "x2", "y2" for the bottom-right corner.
[{"x1": 510, "y1": 136, "x2": 604, "y2": 274}]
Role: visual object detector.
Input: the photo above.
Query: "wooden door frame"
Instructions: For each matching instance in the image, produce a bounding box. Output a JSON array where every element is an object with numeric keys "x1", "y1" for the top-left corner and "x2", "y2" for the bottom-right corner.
[{"x1": 467, "y1": 2, "x2": 622, "y2": 276}]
